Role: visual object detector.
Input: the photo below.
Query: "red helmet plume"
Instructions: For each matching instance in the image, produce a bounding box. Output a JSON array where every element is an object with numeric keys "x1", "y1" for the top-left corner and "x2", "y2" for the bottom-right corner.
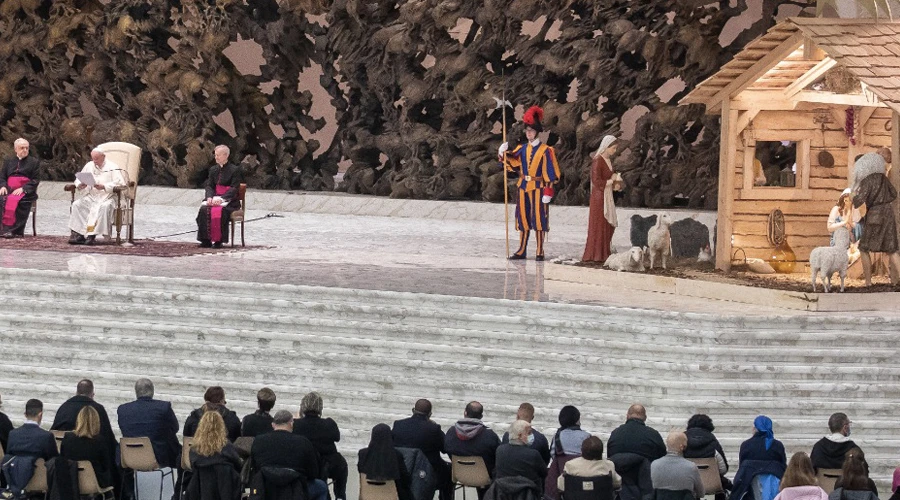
[{"x1": 522, "y1": 105, "x2": 544, "y2": 132}]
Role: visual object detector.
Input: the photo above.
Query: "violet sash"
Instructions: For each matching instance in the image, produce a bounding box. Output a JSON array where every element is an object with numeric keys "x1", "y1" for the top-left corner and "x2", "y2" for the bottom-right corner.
[
  {"x1": 209, "y1": 184, "x2": 230, "y2": 242},
  {"x1": 2, "y1": 175, "x2": 29, "y2": 227}
]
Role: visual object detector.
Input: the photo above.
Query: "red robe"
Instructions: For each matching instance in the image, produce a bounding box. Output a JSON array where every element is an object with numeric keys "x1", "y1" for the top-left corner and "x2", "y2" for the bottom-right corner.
[{"x1": 582, "y1": 155, "x2": 615, "y2": 262}]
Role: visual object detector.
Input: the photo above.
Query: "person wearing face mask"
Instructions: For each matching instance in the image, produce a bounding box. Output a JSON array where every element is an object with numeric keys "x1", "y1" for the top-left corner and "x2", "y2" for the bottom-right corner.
[
  {"x1": 501, "y1": 403, "x2": 550, "y2": 466},
  {"x1": 495, "y1": 420, "x2": 547, "y2": 493},
  {"x1": 498, "y1": 105, "x2": 562, "y2": 261},
  {"x1": 811, "y1": 413, "x2": 861, "y2": 472},
  {"x1": 545, "y1": 406, "x2": 592, "y2": 500}
]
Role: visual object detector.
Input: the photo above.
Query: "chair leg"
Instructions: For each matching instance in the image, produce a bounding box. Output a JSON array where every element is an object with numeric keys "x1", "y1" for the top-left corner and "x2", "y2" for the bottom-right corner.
[
  {"x1": 31, "y1": 209, "x2": 36, "y2": 236},
  {"x1": 231, "y1": 221, "x2": 235, "y2": 248},
  {"x1": 240, "y1": 221, "x2": 244, "y2": 247}
]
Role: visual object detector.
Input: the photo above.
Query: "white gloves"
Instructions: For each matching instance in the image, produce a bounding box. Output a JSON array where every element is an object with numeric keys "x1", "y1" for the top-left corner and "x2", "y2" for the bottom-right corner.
[
  {"x1": 498, "y1": 142, "x2": 509, "y2": 158},
  {"x1": 542, "y1": 195, "x2": 552, "y2": 204}
]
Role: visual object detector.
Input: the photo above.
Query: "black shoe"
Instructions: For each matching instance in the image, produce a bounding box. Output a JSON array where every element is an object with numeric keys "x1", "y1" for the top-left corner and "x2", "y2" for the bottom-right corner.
[
  {"x1": 1, "y1": 233, "x2": 14, "y2": 239},
  {"x1": 68, "y1": 232, "x2": 86, "y2": 245},
  {"x1": 535, "y1": 255, "x2": 545, "y2": 261},
  {"x1": 212, "y1": 242, "x2": 223, "y2": 248},
  {"x1": 508, "y1": 254, "x2": 526, "y2": 260},
  {"x1": 85, "y1": 235, "x2": 96, "y2": 246},
  {"x1": 199, "y1": 240, "x2": 212, "y2": 248}
]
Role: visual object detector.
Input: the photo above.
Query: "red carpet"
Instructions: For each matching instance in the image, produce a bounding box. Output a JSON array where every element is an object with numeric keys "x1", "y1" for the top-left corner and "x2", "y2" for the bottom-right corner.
[{"x1": 0, "y1": 235, "x2": 262, "y2": 257}]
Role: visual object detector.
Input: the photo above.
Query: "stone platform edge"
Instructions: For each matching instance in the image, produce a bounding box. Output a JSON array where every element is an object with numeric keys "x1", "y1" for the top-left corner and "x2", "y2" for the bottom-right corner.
[{"x1": 544, "y1": 263, "x2": 897, "y2": 313}]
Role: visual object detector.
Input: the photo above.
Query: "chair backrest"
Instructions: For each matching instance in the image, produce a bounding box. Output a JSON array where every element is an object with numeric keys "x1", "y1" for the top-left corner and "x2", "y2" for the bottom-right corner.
[
  {"x1": 686, "y1": 457, "x2": 724, "y2": 495},
  {"x1": 182, "y1": 436, "x2": 193, "y2": 471},
  {"x1": 24, "y1": 458, "x2": 48, "y2": 493},
  {"x1": 562, "y1": 474, "x2": 615, "y2": 500},
  {"x1": 51, "y1": 430, "x2": 67, "y2": 452},
  {"x1": 359, "y1": 473, "x2": 399, "y2": 500},
  {"x1": 120, "y1": 437, "x2": 160, "y2": 471},
  {"x1": 77, "y1": 460, "x2": 104, "y2": 495},
  {"x1": 238, "y1": 183, "x2": 247, "y2": 210},
  {"x1": 96, "y1": 142, "x2": 142, "y2": 200},
  {"x1": 451, "y1": 455, "x2": 492, "y2": 488},
  {"x1": 816, "y1": 468, "x2": 842, "y2": 495}
]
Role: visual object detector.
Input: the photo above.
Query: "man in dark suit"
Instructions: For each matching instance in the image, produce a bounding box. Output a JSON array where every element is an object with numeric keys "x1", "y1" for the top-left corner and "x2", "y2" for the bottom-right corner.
[
  {"x1": 117, "y1": 378, "x2": 181, "y2": 468},
  {"x1": 444, "y1": 401, "x2": 500, "y2": 500},
  {"x1": 6, "y1": 399, "x2": 57, "y2": 460},
  {"x1": 252, "y1": 410, "x2": 327, "y2": 500},
  {"x1": 393, "y1": 399, "x2": 452, "y2": 500}
]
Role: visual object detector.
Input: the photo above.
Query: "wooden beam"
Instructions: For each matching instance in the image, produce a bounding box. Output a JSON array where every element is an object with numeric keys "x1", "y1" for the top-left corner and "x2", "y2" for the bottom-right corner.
[
  {"x1": 716, "y1": 100, "x2": 739, "y2": 271},
  {"x1": 705, "y1": 33, "x2": 804, "y2": 112},
  {"x1": 783, "y1": 58, "x2": 836, "y2": 99},
  {"x1": 735, "y1": 108, "x2": 761, "y2": 134},
  {"x1": 793, "y1": 91, "x2": 887, "y2": 108}
]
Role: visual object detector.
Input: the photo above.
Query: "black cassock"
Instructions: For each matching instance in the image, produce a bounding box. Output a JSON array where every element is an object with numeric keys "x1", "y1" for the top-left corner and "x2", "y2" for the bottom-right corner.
[
  {"x1": 196, "y1": 162, "x2": 242, "y2": 244},
  {"x1": 0, "y1": 155, "x2": 41, "y2": 235}
]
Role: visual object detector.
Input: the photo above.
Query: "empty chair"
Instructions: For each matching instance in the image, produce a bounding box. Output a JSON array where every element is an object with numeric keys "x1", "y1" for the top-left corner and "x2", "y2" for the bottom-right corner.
[
  {"x1": 51, "y1": 430, "x2": 66, "y2": 453},
  {"x1": 78, "y1": 460, "x2": 114, "y2": 500},
  {"x1": 451, "y1": 456, "x2": 491, "y2": 500},
  {"x1": 561, "y1": 474, "x2": 615, "y2": 500},
  {"x1": 687, "y1": 458, "x2": 724, "y2": 496},
  {"x1": 360, "y1": 473, "x2": 400, "y2": 500},
  {"x1": 120, "y1": 437, "x2": 175, "y2": 500},
  {"x1": 816, "y1": 469, "x2": 841, "y2": 495}
]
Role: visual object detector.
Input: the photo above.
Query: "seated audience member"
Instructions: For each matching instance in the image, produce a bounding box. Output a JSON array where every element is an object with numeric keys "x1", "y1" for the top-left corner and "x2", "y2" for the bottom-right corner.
[
  {"x1": 6, "y1": 399, "x2": 58, "y2": 461},
  {"x1": 684, "y1": 414, "x2": 731, "y2": 497},
  {"x1": 187, "y1": 412, "x2": 243, "y2": 500},
  {"x1": 833, "y1": 448, "x2": 877, "y2": 496},
  {"x1": 293, "y1": 392, "x2": 348, "y2": 500},
  {"x1": 547, "y1": 405, "x2": 592, "y2": 500},
  {"x1": 117, "y1": 378, "x2": 181, "y2": 469},
  {"x1": 196, "y1": 145, "x2": 242, "y2": 248},
  {"x1": 889, "y1": 468, "x2": 900, "y2": 500},
  {"x1": 501, "y1": 403, "x2": 550, "y2": 466},
  {"x1": 60, "y1": 406, "x2": 114, "y2": 488},
  {"x1": 68, "y1": 148, "x2": 129, "y2": 245},
  {"x1": 650, "y1": 431, "x2": 703, "y2": 499},
  {"x1": 0, "y1": 138, "x2": 40, "y2": 237},
  {"x1": 251, "y1": 410, "x2": 327, "y2": 500},
  {"x1": 444, "y1": 401, "x2": 500, "y2": 500},
  {"x1": 495, "y1": 420, "x2": 547, "y2": 492},
  {"x1": 242, "y1": 388, "x2": 276, "y2": 437},
  {"x1": 0, "y1": 393, "x2": 13, "y2": 453},
  {"x1": 731, "y1": 416, "x2": 787, "y2": 500},
  {"x1": 184, "y1": 386, "x2": 241, "y2": 442},
  {"x1": 358, "y1": 423, "x2": 414, "y2": 500},
  {"x1": 392, "y1": 399, "x2": 452, "y2": 500},
  {"x1": 829, "y1": 451, "x2": 877, "y2": 500},
  {"x1": 607, "y1": 404, "x2": 666, "y2": 461},
  {"x1": 558, "y1": 436, "x2": 620, "y2": 492},
  {"x1": 773, "y1": 452, "x2": 828, "y2": 500},
  {"x1": 811, "y1": 413, "x2": 859, "y2": 471}
]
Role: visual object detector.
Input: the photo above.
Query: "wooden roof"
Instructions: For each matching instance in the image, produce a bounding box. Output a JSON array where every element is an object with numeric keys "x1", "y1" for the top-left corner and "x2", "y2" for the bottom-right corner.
[{"x1": 681, "y1": 17, "x2": 900, "y2": 114}]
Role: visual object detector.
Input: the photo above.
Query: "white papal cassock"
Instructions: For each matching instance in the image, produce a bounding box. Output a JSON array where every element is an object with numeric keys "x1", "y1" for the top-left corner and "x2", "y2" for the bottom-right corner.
[{"x1": 68, "y1": 159, "x2": 129, "y2": 237}]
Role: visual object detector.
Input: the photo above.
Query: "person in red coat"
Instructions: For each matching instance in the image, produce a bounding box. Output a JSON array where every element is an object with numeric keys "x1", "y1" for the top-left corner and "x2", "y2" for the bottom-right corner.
[{"x1": 583, "y1": 135, "x2": 619, "y2": 262}]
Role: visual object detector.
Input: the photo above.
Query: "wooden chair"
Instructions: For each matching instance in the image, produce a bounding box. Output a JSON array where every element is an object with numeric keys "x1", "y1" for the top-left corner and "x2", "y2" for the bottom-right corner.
[
  {"x1": 229, "y1": 183, "x2": 246, "y2": 247},
  {"x1": 179, "y1": 436, "x2": 193, "y2": 500},
  {"x1": 24, "y1": 457, "x2": 48, "y2": 500},
  {"x1": 51, "y1": 430, "x2": 66, "y2": 453},
  {"x1": 451, "y1": 456, "x2": 491, "y2": 500},
  {"x1": 359, "y1": 473, "x2": 399, "y2": 500},
  {"x1": 29, "y1": 202, "x2": 36, "y2": 236},
  {"x1": 120, "y1": 437, "x2": 175, "y2": 500},
  {"x1": 687, "y1": 458, "x2": 724, "y2": 496},
  {"x1": 78, "y1": 460, "x2": 115, "y2": 500},
  {"x1": 64, "y1": 142, "x2": 142, "y2": 244},
  {"x1": 816, "y1": 468, "x2": 842, "y2": 495}
]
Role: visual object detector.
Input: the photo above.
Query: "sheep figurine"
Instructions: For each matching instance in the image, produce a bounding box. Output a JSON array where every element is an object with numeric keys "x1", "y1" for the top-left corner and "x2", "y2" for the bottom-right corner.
[
  {"x1": 604, "y1": 247, "x2": 646, "y2": 272},
  {"x1": 646, "y1": 212, "x2": 673, "y2": 269},
  {"x1": 810, "y1": 226, "x2": 851, "y2": 292}
]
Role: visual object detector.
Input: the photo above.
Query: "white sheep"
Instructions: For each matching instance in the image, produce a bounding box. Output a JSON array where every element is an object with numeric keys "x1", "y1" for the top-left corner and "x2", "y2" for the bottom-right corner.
[
  {"x1": 604, "y1": 247, "x2": 646, "y2": 272},
  {"x1": 810, "y1": 226, "x2": 851, "y2": 293},
  {"x1": 646, "y1": 212, "x2": 673, "y2": 269}
]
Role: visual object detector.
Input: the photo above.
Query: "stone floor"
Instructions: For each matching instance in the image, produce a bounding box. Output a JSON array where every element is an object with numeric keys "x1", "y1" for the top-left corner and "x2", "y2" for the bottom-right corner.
[{"x1": 0, "y1": 186, "x2": 841, "y2": 316}]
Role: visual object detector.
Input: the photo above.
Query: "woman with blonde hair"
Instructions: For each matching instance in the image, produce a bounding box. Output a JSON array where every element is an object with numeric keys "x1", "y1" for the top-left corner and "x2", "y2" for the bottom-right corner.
[
  {"x1": 773, "y1": 452, "x2": 827, "y2": 500},
  {"x1": 60, "y1": 406, "x2": 114, "y2": 488},
  {"x1": 189, "y1": 411, "x2": 242, "y2": 470},
  {"x1": 187, "y1": 411, "x2": 242, "y2": 500}
]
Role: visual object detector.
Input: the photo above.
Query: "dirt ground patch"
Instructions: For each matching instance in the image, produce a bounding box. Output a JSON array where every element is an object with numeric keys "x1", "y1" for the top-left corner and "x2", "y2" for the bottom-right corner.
[{"x1": 574, "y1": 258, "x2": 898, "y2": 293}]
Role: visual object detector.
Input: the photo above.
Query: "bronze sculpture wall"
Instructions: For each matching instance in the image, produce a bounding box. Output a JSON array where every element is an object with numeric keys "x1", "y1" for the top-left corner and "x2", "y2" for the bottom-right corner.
[{"x1": 0, "y1": 0, "x2": 805, "y2": 207}]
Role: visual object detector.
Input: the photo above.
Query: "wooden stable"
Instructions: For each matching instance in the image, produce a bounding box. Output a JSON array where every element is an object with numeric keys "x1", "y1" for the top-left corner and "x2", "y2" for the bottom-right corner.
[{"x1": 681, "y1": 17, "x2": 900, "y2": 271}]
